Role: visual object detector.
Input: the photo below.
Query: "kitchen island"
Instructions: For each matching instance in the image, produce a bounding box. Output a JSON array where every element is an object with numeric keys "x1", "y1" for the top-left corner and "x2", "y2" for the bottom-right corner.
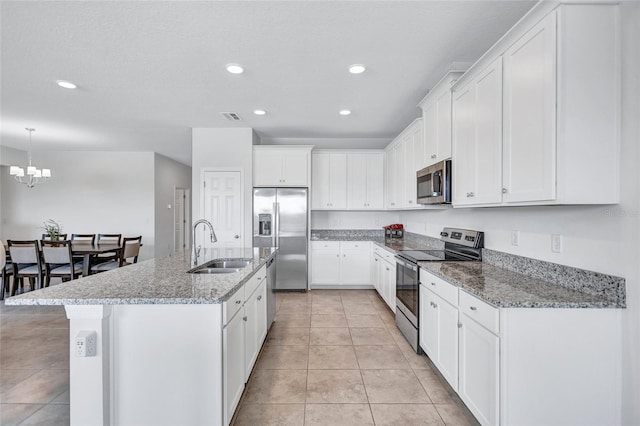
[{"x1": 6, "y1": 246, "x2": 278, "y2": 426}]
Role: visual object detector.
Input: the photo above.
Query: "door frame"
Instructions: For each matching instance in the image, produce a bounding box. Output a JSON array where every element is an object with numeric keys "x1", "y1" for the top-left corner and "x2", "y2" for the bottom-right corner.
[
  {"x1": 199, "y1": 167, "x2": 245, "y2": 247},
  {"x1": 173, "y1": 187, "x2": 191, "y2": 253}
]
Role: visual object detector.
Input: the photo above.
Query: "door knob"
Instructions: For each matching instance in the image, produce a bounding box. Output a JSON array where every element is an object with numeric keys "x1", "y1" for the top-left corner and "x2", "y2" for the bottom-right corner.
[{"x1": 234, "y1": 235, "x2": 240, "y2": 239}]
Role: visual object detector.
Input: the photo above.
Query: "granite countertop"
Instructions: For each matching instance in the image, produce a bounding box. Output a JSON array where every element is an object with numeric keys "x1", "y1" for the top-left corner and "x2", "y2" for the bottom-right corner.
[
  {"x1": 420, "y1": 261, "x2": 623, "y2": 309},
  {"x1": 5, "y1": 247, "x2": 278, "y2": 306}
]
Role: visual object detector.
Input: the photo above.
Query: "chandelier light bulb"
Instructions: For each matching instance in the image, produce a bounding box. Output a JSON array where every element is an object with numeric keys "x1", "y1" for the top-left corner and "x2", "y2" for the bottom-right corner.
[{"x1": 8, "y1": 128, "x2": 52, "y2": 188}]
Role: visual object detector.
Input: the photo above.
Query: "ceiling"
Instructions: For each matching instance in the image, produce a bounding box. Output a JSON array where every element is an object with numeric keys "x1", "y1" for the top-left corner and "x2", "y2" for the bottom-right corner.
[{"x1": 1, "y1": 1, "x2": 535, "y2": 166}]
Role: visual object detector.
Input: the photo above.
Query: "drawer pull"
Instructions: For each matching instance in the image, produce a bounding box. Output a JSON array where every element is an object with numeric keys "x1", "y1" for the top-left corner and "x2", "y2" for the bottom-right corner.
[
  {"x1": 257, "y1": 295, "x2": 262, "y2": 301},
  {"x1": 431, "y1": 282, "x2": 436, "y2": 286},
  {"x1": 235, "y1": 300, "x2": 242, "y2": 305},
  {"x1": 469, "y1": 306, "x2": 477, "y2": 311},
  {"x1": 243, "y1": 316, "x2": 248, "y2": 322}
]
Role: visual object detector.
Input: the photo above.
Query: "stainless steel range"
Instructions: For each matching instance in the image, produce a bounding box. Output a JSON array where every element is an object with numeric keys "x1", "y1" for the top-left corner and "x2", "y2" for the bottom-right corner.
[{"x1": 395, "y1": 227, "x2": 484, "y2": 353}]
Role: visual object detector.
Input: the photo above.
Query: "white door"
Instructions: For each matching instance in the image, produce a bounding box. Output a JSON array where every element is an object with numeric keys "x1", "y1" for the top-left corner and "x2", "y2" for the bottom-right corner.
[
  {"x1": 340, "y1": 249, "x2": 371, "y2": 285},
  {"x1": 202, "y1": 171, "x2": 243, "y2": 250},
  {"x1": 347, "y1": 153, "x2": 369, "y2": 209},
  {"x1": 311, "y1": 153, "x2": 331, "y2": 209},
  {"x1": 437, "y1": 298, "x2": 459, "y2": 391},
  {"x1": 281, "y1": 150, "x2": 309, "y2": 186},
  {"x1": 223, "y1": 312, "x2": 245, "y2": 426},
  {"x1": 366, "y1": 153, "x2": 384, "y2": 209},
  {"x1": 419, "y1": 286, "x2": 438, "y2": 358},
  {"x1": 311, "y1": 250, "x2": 340, "y2": 285}
]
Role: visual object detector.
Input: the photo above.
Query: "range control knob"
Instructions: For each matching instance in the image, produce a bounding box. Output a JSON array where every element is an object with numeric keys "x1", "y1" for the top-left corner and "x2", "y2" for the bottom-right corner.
[
  {"x1": 465, "y1": 236, "x2": 475, "y2": 242},
  {"x1": 440, "y1": 232, "x2": 449, "y2": 237}
]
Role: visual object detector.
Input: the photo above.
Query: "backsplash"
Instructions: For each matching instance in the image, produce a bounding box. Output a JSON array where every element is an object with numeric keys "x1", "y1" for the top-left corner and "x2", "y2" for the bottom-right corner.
[{"x1": 482, "y1": 249, "x2": 626, "y2": 307}]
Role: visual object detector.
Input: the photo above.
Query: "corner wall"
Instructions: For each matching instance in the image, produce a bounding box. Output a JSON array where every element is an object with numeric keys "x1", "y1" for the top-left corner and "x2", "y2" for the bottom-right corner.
[{"x1": 153, "y1": 153, "x2": 192, "y2": 259}]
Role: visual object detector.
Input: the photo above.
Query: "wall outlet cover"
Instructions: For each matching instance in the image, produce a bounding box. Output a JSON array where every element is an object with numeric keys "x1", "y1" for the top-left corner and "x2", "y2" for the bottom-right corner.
[
  {"x1": 511, "y1": 230, "x2": 520, "y2": 246},
  {"x1": 551, "y1": 234, "x2": 562, "y2": 253}
]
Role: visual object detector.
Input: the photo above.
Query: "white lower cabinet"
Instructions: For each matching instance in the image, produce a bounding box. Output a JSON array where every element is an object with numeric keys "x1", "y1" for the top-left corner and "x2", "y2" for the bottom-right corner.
[
  {"x1": 419, "y1": 281, "x2": 459, "y2": 391},
  {"x1": 372, "y1": 246, "x2": 396, "y2": 311},
  {"x1": 223, "y1": 308, "x2": 245, "y2": 426},
  {"x1": 418, "y1": 267, "x2": 621, "y2": 426},
  {"x1": 458, "y1": 311, "x2": 499, "y2": 426},
  {"x1": 311, "y1": 241, "x2": 371, "y2": 287},
  {"x1": 223, "y1": 276, "x2": 269, "y2": 425}
]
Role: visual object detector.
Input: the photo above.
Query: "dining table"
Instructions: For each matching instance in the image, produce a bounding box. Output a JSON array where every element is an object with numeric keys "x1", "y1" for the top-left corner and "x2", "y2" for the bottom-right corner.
[{"x1": 70, "y1": 242, "x2": 123, "y2": 276}]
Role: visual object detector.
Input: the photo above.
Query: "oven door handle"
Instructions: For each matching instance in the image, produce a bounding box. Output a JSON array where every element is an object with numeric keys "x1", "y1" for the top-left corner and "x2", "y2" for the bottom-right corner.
[{"x1": 395, "y1": 258, "x2": 417, "y2": 272}]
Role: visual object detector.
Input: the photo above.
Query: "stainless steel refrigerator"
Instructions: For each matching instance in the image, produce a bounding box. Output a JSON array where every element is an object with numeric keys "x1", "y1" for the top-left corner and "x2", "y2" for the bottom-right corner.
[{"x1": 253, "y1": 188, "x2": 308, "y2": 291}]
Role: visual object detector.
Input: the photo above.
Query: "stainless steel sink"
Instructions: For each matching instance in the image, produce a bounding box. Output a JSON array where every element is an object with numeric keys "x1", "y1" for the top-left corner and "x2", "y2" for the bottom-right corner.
[{"x1": 187, "y1": 258, "x2": 253, "y2": 274}]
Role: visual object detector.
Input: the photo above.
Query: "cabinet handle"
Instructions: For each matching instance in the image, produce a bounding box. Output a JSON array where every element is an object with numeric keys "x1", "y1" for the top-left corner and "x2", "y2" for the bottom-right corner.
[
  {"x1": 469, "y1": 192, "x2": 475, "y2": 197},
  {"x1": 408, "y1": 200, "x2": 413, "y2": 204},
  {"x1": 469, "y1": 306, "x2": 477, "y2": 311},
  {"x1": 257, "y1": 295, "x2": 262, "y2": 301},
  {"x1": 502, "y1": 188, "x2": 508, "y2": 194},
  {"x1": 431, "y1": 154, "x2": 436, "y2": 159},
  {"x1": 458, "y1": 323, "x2": 462, "y2": 328},
  {"x1": 343, "y1": 254, "x2": 346, "y2": 257},
  {"x1": 235, "y1": 300, "x2": 242, "y2": 305},
  {"x1": 386, "y1": 267, "x2": 390, "y2": 271},
  {"x1": 430, "y1": 282, "x2": 436, "y2": 286},
  {"x1": 243, "y1": 316, "x2": 248, "y2": 322},
  {"x1": 433, "y1": 303, "x2": 437, "y2": 308}
]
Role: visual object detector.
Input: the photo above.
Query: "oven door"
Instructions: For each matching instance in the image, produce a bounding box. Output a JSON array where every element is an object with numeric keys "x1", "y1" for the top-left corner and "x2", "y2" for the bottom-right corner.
[{"x1": 396, "y1": 258, "x2": 419, "y2": 326}]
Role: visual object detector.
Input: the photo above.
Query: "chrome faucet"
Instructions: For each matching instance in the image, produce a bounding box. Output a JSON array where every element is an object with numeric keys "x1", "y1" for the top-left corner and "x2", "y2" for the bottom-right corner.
[{"x1": 192, "y1": 219, "x2": 217, "y2": 264}]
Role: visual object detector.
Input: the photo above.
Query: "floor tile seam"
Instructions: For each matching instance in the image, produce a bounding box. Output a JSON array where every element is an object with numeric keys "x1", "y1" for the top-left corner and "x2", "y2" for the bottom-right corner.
[{"x1": 12, "y1": 400, "x2": 49, "y2": 424}]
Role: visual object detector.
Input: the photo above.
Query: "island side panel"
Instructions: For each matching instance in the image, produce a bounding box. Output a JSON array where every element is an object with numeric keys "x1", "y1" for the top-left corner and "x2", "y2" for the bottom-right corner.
[
  {"x1": 112, "y1": 304, "x2": 223, "y2": 426},
  {"x1": 65, "y1": 305, "x2": 113, "y2": 426}
]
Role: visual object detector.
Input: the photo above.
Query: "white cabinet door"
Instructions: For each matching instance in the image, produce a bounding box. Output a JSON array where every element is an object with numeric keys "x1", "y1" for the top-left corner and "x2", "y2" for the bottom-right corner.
[
  {"x1": 311, "y1": 153, "x2": 331, "y2": 209},
  {"x1": 452, "y1": 57, "x2": 503, "y2": 206},
  {"x1": 382, "y1": 260, "x2": 396, "y2": 311},
  {"x1": 347, "y1": 154, "x2": 369, "y2": 209},
  {"x1": 254, "y1": 149, "x2": 283, "y2": 187},
  {"x1": 403, "y1": 122, "x2": 422, "y2": 208},
  {"x1": 459, "y1": 313, "x2": 499, "y2": 426},
  {"x1": 437, "y1": 298, "x2": 459, "y2": 391},
  {"x1": 223, "y1": 311, "x2": 245, "y2": 426},
  {"x1": 435, "y1": 89, "x2": 453, "y2": 162},
  {"x1": 255, "y1": 281, "x2": 268, "y2": 350},
  {"x1": 340, "y1": 249, "x2": 371, "y2": 285},
  {"x1": 366, "y1": 153, "x2": 384, "y2": 209},
  {"x1": 243, "y1": 294, "x2": 258, "y2": 381},
  {"x1": 385, "y1": 145, "x2": 397, "y2": 209},
  {"x1": 311, "y1": 152, "x2": 347, "y2": 209},
  {"x1": 372, "y1": 254, "x2": 382, "y2": 294},
  {"x1": 419, "y1": 286, "x2": 438, "y2": 358},
  {"x1": 503, "y1": 12, "x2": 556, "y2": 203},
  {"x1": 311, "y1": 250, "x2": 340, "y2": 284},
  {"x1": 282, "y1": 150, "x2": 309, "y2": 186},
  {"x1": 423, "y1": 101, "x2": 438, "y2": 167}
]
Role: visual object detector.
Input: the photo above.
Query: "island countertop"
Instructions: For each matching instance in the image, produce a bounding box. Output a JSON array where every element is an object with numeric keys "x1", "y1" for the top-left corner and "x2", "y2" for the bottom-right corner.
[{"x1": 5, "y1": 247, "x2": 278, "y2": 306}]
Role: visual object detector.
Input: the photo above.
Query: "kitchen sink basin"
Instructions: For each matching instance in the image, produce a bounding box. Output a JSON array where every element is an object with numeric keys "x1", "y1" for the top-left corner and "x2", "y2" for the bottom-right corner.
[{"x1": 187, "y1": 258, "x2": 253, "y2": 274}]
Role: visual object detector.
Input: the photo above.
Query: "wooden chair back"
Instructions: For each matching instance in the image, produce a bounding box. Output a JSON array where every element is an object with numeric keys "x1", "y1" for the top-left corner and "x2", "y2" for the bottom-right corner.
[
  {"x1": 71, "y1": 234, "x2": 96, "y2": 244},
  {"x1": 121, "y1": 236, "x2": 142, "y2": 265},
  {"x1": 7, "y1": 240, "x2": 40, "y2": 264},
  {"x1": 98, "y1": 234, "x2": 122, "y2": 245},
  {"x1": 41, "y1": 240, "x2": 73, "y2": 265}
]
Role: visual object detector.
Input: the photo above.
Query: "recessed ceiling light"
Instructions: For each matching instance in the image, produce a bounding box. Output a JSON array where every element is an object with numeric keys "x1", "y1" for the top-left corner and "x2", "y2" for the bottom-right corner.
[
  {"x1": 348, "y1": 64, "x2": 366, "y2": 74},
  {"x1": 253, "y1": 109, "x2": 266, "y2": 116},
  {"x1": 339, "y1": 109, "x2": 352, "y2": 116},
  {"x1": 56, "y1": 80, "x2": 77, "y2": 89},
  {"x1": 226, "y1": 63, "x2": 244, "y2": 74}
]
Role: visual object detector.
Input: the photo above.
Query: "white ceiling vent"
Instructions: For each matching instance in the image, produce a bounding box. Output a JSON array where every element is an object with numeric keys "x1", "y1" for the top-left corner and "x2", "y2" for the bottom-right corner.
[{"x1": 221, "y1": 112, "x2": 242, "y2": 121}]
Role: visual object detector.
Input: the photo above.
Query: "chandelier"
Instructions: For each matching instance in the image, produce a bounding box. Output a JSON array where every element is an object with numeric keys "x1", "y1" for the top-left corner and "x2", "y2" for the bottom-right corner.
[{"x1": 9, "y1": 128, "x2": 51, "y2": 188}]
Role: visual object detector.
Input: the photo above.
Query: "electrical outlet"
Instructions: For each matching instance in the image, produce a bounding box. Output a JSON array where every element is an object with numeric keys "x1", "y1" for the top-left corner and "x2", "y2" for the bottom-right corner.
[
  {"x1": 551, "y1": 234, "x2": 562, "y2": 253},
  {"x1": 75, "y1": 331, "x2": 97, "y2": 357},
  {"x1": 511, "y1": 230, "x2": 520, "y2": 246}
]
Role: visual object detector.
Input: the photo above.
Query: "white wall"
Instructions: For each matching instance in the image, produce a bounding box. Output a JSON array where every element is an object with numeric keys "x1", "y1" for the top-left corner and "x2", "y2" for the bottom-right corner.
[
  {"x1": 0, "y1": 151, "x2": 156, "y2": 260},
  {"x1": 311, "y1": 211, "x2": 399, "y2": 230},
  {"x1": 154, "y1": 153, "x2": 192, "y2": 259},
  {"x1": 191, "y1": 128, "x2": 256, "y2": 248},
  {"x1": 0, "y1": 146, "x2": 33, "y2": 242}
]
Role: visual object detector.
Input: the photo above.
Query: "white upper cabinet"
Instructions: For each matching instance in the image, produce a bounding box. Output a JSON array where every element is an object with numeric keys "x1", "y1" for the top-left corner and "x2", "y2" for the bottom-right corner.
[
  {"x1": 347, "y1": 152, "x2": 384, "y2": 210},
  {"x1": 253, "y1": 146, "x2": 312, "y2": 187},
  {"x1": 502, "y1": 12, "x2": 557, "y2": 203},
  {"x1": 419, "y1": 71, "x2": 465, "y2": 168},
  {"x1": 451, "y1": 3, "x2": 619, "y2": 207},
  {"x1": 384, "y1": 118, "x2": 424, "y2": 210},
  {"x1": 311, "y1": 152, "x2": 347, "y2": 209},
  {"x1": 452, "y1": 57, "x2": 504, "y2": 206}
]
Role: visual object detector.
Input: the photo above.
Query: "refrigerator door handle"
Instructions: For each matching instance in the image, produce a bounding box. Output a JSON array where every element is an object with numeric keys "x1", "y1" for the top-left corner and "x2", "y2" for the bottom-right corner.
[{"x1": 273, "y1": 202, "x2": 279, "y2": 248}]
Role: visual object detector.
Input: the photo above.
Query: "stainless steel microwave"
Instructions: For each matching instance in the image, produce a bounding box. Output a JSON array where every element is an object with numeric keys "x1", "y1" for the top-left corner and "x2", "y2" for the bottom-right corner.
[{"x1": 416, "y1": 160, "x2": 452, "y2": 204}]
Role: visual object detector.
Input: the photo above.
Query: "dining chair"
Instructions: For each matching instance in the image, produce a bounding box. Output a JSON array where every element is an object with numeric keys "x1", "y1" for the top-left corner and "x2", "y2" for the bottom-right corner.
[
  {"x1": 71, "y1": 234, "x2": 96, "y2": 244},
  {"x1": 41, "y1": 240, "x2": 82, "y2": 287},
  {"x1": 91, "y1": 236, "x2": 142, "y2": 273},
  {"x1": 7, "y1": 240, "x2": 44, "y2": 295},
  {"x1": 1, "y1": 242, "x2": 13, "y2": 301},
  {"x1": 41, "y1": 233, "x2": 68, "y2": 241},
  {"x1": 94, "y1": 234, "x2": 123, "y2": 264}
]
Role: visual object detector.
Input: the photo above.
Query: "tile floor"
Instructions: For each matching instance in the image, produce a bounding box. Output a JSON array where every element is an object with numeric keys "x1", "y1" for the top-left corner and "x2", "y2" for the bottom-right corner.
[
  {"x1": 0, "y1": 302, "x2": 70, "y2": 426},
  {"x1": 232, "y1": 289, "x2": 478, "y2": 426},
  {"x1": 0, "y1": 289, "x2": 478, "y2": 426}
]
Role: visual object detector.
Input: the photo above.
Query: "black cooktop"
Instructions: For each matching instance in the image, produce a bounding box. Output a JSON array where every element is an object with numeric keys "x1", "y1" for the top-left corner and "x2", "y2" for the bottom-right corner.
[{"x1": 397, "y1": 250, "x2": 476, "y2": 262}]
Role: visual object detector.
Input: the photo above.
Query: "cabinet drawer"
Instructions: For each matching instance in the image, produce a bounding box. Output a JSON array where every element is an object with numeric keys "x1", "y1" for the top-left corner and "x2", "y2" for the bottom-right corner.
[
  {"x1": 341, "y1": 241, "x2": 369, "y2": 250},
  {"x1": 223, "y1": 286, "x2": 245, "y2": 326},
  {"x1": 245, "y1": 265, "x2": 267, "y2": 299},
  {"x1": 382, "y1": 250, "x2": 396, "y2": 263},
  {"x1": 311, "y1": 241, "x2": 340, "y2": 250},
  {"x1": 420, "y1": 269, "x2": 458, "y2": 307},
  {"x1": 459, "y1": 291, "x2": 499, "y2": 334}
]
